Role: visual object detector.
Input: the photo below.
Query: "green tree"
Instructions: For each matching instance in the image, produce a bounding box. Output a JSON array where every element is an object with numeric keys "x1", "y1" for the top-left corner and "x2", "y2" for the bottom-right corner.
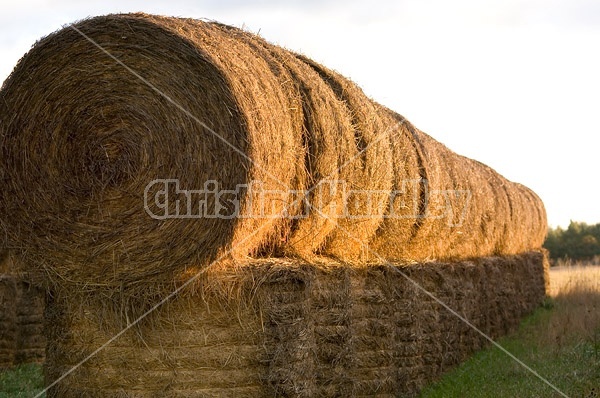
[{"x1": 543, "y1": 221, "x2": 600, "y2": 261}]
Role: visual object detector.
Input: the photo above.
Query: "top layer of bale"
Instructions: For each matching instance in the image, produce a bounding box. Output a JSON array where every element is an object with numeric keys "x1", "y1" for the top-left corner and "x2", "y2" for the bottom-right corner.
[{"x1": 0, "y1": 13, "x2": 547, "y2": 291}]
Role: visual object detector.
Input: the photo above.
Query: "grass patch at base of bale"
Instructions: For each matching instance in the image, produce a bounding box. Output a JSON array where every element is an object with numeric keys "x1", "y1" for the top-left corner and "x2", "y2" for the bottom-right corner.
[
  {"x1": 0, "y1": 363, "x2": 44, "y2": 398},
  {"x1": 420, "y1": 266, "x2": 600, "y2": 398}
]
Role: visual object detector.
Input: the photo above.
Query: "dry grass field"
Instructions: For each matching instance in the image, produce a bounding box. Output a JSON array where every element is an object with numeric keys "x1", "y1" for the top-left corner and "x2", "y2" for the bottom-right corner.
[
  {"x1": 422, "y1": 264, "x2": 600, "y2": 397},
  {"x1": 544, "y1": 265, "x2": 600, "y2": 354},
  {"x1": 549, "y1": 264, "x2": 600, "y2": 295}
]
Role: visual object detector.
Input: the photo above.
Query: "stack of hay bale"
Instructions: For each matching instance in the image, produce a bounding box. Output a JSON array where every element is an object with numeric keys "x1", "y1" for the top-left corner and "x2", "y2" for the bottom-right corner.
[
  {"x1": 0, "y1": 13, "x2": 548, "y2": 396},
  {"x1": 0, "y1": 255, "x2": 46, "y2": 369},
  {"x1": 14, "y1": 278, "x2": 46, "y2": 365},
  {"x1": 0, "y1": 265, "x2": 17, "y2": 369}
]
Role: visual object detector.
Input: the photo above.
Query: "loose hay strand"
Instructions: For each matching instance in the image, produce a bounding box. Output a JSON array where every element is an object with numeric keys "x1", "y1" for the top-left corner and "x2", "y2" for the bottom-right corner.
[
  {"x1": 0, "y1": 12, "x2": 552, "y2": 397},
  {"x1": 0, "y1": 13, "x2": 547, "y2": 296},
  {"x1": 42, "y1": 254, "x2": 553, "y2": 397}
]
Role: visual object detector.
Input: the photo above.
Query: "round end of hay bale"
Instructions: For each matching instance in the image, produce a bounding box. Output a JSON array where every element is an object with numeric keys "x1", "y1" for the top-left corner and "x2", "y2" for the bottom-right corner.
[{"x1": 0, "y1": 14, "x2": 252, "y2": 288}]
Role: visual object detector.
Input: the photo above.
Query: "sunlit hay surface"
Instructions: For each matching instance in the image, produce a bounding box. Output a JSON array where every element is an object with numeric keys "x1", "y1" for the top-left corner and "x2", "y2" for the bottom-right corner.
[{"x1": 0, "y1": 13, "x2": 547, "y2": 297}]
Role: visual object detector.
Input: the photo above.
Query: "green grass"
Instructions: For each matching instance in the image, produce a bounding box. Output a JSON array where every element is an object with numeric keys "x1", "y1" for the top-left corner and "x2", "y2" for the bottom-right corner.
[
  {"x1": 420, "y1": 266, "x2": 600, "y2": 398},
  {"x1": 420, "y1": 304, "x2": 599, "y2": 397},
  {"x1": 0, "y1": 363, "x2": 43, "y2": 398}
]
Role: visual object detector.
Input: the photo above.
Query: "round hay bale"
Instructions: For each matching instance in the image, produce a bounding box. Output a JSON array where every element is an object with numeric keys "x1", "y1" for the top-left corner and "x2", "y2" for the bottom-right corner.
[
  {"x1": 516, "y1": 183, "x2": 547, "y2": 249},
  {"x1": 291, "y1": 55, "x2": 394, "y2": 261},
  {"x1": 470, "y1": 159, "x2": 513, "y2": 254},
  {"x1": 0, "y1": 13, "x2": 547, "y2": 294},
  {"x1": 212, "y1": 25, "x2": 356, "y2": 259},
  {"x1": 0, "y1": 14, "x2": 304, "y2": 290},
  {"x1": 364, "y1": 107, "x2": 422, "y2": 259},
  {"x1": 369, "y1": 108, "x2": 547, "y2": 261},
  {"x1": 0, "y1": 13, "x2": 389, "y2": 289}
]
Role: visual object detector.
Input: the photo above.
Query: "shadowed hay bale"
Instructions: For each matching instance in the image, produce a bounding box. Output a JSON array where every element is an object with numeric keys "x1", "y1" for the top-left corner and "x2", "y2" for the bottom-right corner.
[
  {"x1": 0, "y1": 13, "x2": 546, "y2": 293},
  {"x1": 15, "y1": 280, "x2": 46, "y2": 364},
  {"x1": 0, "y1": 250, "x2": 9, "y2": 276},
  {"x1": 45, "y1": 253, "x2": 547, "y2": 397},
  {"x1": 0, "y1": 268, "x2": 46, "y2": 368},
  {"x1": 0, "y1": 274, "x2": 17, "y2": 369},
  {"x1": 0, "y1": 14, "x2": 302, "y2": 291}
]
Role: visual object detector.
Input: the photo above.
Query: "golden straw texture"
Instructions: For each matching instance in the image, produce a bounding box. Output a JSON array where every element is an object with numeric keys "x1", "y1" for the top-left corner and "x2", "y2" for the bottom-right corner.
[
  {"x1": 45, "y1": 253, "x2": 548, "y2": 397},
  {"x1": 0, "y1": 13, "x2": 547, "y2": 293}
]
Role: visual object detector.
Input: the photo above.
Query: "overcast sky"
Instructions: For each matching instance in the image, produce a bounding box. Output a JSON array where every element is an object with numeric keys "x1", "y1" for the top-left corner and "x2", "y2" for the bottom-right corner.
[{"x1": 1, "y1": 0, "x2": 599, "y2": 228}]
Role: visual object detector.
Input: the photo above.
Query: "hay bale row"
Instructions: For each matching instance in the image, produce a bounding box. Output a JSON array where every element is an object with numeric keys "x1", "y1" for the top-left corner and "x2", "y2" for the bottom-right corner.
[
  {"x1": 0, "y1": 13, "x2": 546, "y2": 293},
  {"x1": 44, "y1": 252, "x2": 548, "y2": 397},
  {"x1": 0, "y1": 271, "x2": 46, "y2": 369}
]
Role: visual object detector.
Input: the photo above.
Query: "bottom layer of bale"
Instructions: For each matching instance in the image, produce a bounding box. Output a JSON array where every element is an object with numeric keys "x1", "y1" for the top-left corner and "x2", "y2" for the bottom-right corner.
[
  {"x1": 16, "y1": 281, "x2": 46, "y2": 364},
  {"x1": 45, "y1": 251, "x2": 548, "y2": 397},
  {"x1": 0, "y1": 274, "x2": 46, "y2": 369},
  {"x1": 0, "y1": 275, "x2": 18, "y2": 369}
]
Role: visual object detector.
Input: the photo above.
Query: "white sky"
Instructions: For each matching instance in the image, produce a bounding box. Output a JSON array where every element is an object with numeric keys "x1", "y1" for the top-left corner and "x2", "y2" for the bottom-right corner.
[{"x1": 1, "y1": 0, "x2": 599, "y2": 228}]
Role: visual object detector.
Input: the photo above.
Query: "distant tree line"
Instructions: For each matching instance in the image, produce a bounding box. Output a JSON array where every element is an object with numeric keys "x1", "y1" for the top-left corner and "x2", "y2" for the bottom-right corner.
[{"x1": 543, "y1": 221, "x2": 600, "y2": 262}]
